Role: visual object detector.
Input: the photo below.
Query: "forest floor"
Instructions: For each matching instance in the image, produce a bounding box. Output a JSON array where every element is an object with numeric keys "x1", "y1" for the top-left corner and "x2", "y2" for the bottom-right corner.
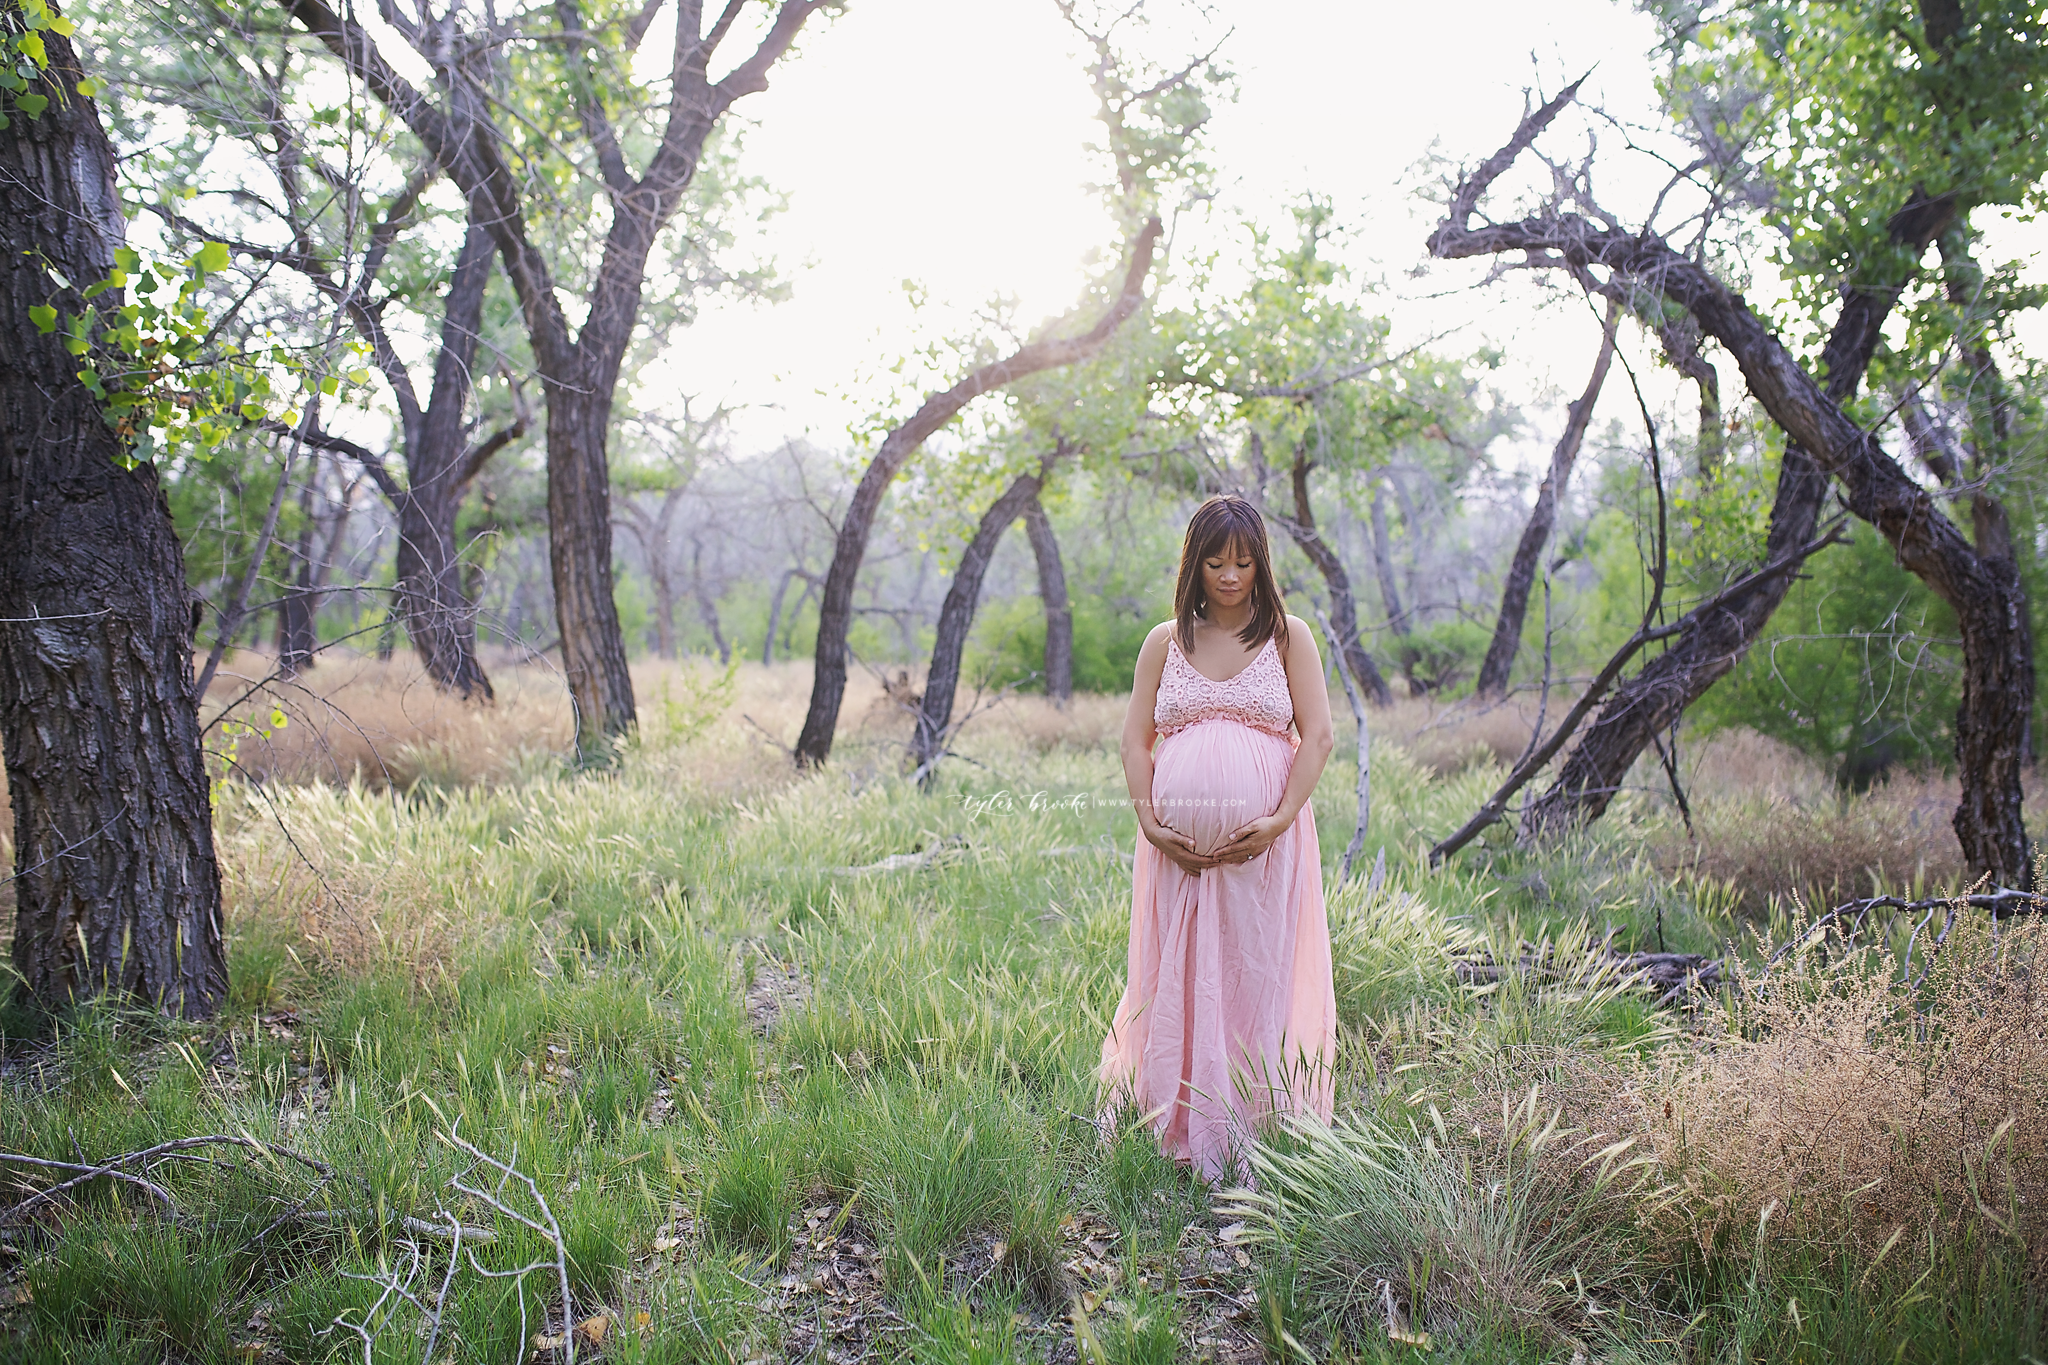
[{"x1": 0, "y1": 655, "x2": 2041, "y2": 1364}]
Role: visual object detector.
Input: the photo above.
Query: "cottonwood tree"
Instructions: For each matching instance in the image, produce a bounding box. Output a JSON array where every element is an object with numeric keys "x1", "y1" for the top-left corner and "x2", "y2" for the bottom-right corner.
[
  {"x1": 1169, "y1": 202, "x2": 1505, "y2": 706},
  {"x1": 280, "y1": 0, "x2": 829, "y2": 761},
  {"x1": 0, "y1": 13, "x2": 226, "y2": 1017},
  {"x1": 96, "y1": 0, "x2": 540, "y2": 697},
  {"x1": 1430, "y1": 0, "x2": 2048, "y2": 881},
  {"x1": 795, "y1": 0, "x2": 1217, "y2": 768}
]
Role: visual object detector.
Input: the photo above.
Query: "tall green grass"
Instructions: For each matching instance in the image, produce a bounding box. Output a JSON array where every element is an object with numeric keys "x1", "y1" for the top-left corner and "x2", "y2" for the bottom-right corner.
[{"x1": 0, "y1": 706, "x2": 2033, "y2": 1362}]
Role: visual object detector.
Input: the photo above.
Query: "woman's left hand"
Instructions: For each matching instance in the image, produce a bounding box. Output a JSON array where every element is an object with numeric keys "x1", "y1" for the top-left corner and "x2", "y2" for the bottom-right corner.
[{"x1": 1213, "y1": 812, "x2": 1290, "y2": 865}]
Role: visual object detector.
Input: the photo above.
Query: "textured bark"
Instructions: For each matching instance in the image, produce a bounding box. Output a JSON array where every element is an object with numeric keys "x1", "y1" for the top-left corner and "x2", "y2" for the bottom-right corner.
[
  {"x1": 1430, "y1": 80, "x2": 2030, "y2": 881},
  {"x1": 794, "y1": 218, "x2": 1161, "y2": 767},
  {"x1": 913, "y1": 470, "x2": 1049, "y2": 779},
  {"x1": 0, "y1": 23, "x2": 227, "y2": 1018},
  {"x1": 390, "y1": 221, "x2": 499, "y2": 699},
  {"x1": 1476, "y1": 297, "x2": 1621, "y2": 700},
  {"x1": 1276, "y1": 450, "x2": 1395, "y2": 707},
  {"x1": 1022, "y1": 493, "x2": 1073, "y2": 705}
]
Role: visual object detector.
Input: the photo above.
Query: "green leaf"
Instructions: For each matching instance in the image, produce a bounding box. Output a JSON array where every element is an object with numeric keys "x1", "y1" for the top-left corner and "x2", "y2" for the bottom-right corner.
[
  {"x1": 17, "y1": 32, "x2": 46, "y2": 66},
  {"x1": 192, "y1": 241, "x2": 231, "y2": 275},
  {"x1": 15, "y1": 91, "x2": 48, "y2": 120},
  {"x1": 47, "y1": 14, "x2": 75, "y2": 35},
  {"x1": 319, "y1": 374, "x2": 339, "y2": 395},
  {"x1": 29, "y1": 305, "x2": 56, "y2": 333}
]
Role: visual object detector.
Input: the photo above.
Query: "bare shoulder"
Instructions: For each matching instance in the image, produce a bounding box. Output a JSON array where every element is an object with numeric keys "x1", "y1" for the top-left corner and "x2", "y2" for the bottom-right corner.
[
  {"x1": 1281, "y1": 616, "x2": 1322, "y2": 658},
  {"x1": 1130, "y1": 621, "x2": 1175, "y2": 687}
]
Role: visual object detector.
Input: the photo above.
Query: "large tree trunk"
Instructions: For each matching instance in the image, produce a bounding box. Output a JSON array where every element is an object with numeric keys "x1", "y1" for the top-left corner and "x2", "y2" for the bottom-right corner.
[
  {"x1": 387, "y1": 221, "x2": 503, "y2": 701},
  {"x1": 392, "y1": 485, "x2": 492, "y2": 698},
  {"x1": 794, "y1": 219, "x2": 1161, "y2": 767},
  {"x1": 0, "y1": 23, "x2": 228, "y2": 1019},
  {"x1": 912, "y1": 469, "x2": 1048, "y2": 779},
  {"x1": 1277, "y1": 448, "x2": 1395, "y2": 707},
  {"x1": 1022, "y1": 493, "x2": 1073, "y2": 705},
  {"x1": 1475, "y1": 297, "x2": 1621, "y2": 700},
  {"x1": 1938, "y1": 227, "x2": 2033, "y2": 859},
  {"x1": 547, "y1": 384, "x2": 635, "y2": 754}
]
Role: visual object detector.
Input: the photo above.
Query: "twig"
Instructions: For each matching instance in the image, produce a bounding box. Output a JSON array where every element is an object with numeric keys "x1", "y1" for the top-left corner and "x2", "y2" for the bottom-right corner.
[
  {"x1": 0, "y1": 1134, "x2": 330, "y2": 1225},
  {"x1": 443, "y1": 1123, "x2": 576, "y2": 1364},
  {"x1": 1312, "y1": 606, "x2": 1371, "y2": 882}
]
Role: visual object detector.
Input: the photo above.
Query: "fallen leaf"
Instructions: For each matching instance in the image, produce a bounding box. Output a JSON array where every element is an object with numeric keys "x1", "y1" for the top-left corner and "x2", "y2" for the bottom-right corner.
[
  {"x1": 530, "y1": 1331, "x2": 566, "y2": 1353},
  {"x1": 652, "y1": 1236, "x2": 680, "y2": 1253},
  {"x1": 0, "y1": 1284, "x2": 30, "y2": 1307},
  {"x1": 1233, "y1": 1249, "x2": 1251, "y2": 1268},
  {"x1": 632, "y1": 1311, "x2": 652, "y2": 1330},
  {"x1": 1391, "y1": 1326, "x2": 1433, "y2": 1348},
  {"x1": 575, "y1": 1314, "x2": 609, "y2": 1345},
  {"x1": 989, "y1": 1240, "x2": 1008, "y2": 1263},
  {"x1": 1081, "y1": 1290, "x2": 1103, "y2": 1313},
  {"x1": 1217, "y1": 1221, "x2": 1249, "y2": 1244}
]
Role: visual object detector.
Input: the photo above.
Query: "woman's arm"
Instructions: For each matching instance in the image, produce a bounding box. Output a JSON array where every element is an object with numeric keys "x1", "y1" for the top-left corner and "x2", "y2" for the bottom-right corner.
[
  {"x1": 1123, "y1": 623, "x2": 1216, "y2": 875},
  {"x1": 1214, "y1": 617, "x2": 1336, "y2": 864}
]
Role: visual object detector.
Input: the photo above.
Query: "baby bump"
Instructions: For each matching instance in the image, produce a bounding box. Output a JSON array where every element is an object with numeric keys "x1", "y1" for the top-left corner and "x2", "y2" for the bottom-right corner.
[{"x1": 1152, "y1": 720, "x2": 1294, "y2": 857}]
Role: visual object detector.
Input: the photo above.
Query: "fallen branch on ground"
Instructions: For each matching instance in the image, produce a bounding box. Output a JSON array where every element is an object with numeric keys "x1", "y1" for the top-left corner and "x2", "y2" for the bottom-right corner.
[{"x1": 1451, "y1": 935, "x2": 1722, "y2": 1010}]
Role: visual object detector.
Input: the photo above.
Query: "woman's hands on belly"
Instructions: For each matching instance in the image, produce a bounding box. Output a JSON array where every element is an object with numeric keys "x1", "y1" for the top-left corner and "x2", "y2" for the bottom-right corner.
[
  {"x1": 1148, "y1": 721, "x2": 1294, "y2": 868},
  {"x1": 1210, "y1": 812, "x2": 1290, "y2": 865},
  {"x1": 1140, "y1": 820, "x2": 1219, "y2": 876}
]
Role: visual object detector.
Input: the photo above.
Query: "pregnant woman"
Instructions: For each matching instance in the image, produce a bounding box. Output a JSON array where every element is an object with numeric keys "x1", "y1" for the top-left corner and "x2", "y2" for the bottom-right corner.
[{"x1": 1099, "y1": 494, "x2": 1338, "y2": 1184}]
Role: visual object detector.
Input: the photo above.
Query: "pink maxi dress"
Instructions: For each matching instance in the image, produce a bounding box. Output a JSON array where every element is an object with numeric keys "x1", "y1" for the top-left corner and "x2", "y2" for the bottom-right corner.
[{"x1": 1097, "y1": 631, "x2": 1337, "y2": 1184}]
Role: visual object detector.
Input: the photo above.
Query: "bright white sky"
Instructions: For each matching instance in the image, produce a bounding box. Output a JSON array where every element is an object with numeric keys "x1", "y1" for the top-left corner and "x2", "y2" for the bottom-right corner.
[{"x1": 644, "y1": 0, "x2": 2044, "y2": 464}]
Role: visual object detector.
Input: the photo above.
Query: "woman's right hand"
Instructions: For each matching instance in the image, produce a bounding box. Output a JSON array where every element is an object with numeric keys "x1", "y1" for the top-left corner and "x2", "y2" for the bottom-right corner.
[{"x1": 1142, "y1": 818, "x2": 1214, "y2": 876}]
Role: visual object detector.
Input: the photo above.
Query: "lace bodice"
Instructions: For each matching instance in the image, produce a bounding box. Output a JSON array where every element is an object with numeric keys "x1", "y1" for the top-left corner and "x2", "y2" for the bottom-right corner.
[{"x1": 1154, "y1": 631, "x2": 1295, "y2": 741}]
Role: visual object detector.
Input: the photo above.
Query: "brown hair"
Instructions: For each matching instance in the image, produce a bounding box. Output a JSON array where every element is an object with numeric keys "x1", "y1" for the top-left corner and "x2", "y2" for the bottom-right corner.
[{"x1": 1173, "y1": 495, "x2": 1289, "y2": 657}]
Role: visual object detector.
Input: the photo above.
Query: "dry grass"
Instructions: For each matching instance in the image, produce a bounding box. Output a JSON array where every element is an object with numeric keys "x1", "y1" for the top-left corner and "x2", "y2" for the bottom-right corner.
[
  {"x1": 1654, "y1": 731, "x2": 1974, "y2": 912},
  {"x1": 1642, "y1": 914, "x2": 2048, "y2": 1271},
  {"x1": 1373, "y1": 694, "x2": 1545, "y2": 775},
  {"x1": 202, "y1": 649, "x2": 574, "y2": 788}
]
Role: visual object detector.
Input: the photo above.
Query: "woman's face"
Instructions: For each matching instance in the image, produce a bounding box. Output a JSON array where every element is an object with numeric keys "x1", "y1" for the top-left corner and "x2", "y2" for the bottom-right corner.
[{"x1": 1201, "y1": 537, "x2": 1257, "y2": 614}]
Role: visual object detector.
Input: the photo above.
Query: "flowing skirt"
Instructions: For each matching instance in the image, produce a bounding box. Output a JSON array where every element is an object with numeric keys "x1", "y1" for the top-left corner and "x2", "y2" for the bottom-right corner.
[{"x1": 1097, "y1": 717, "x2": 1337, "y2": 1184}]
